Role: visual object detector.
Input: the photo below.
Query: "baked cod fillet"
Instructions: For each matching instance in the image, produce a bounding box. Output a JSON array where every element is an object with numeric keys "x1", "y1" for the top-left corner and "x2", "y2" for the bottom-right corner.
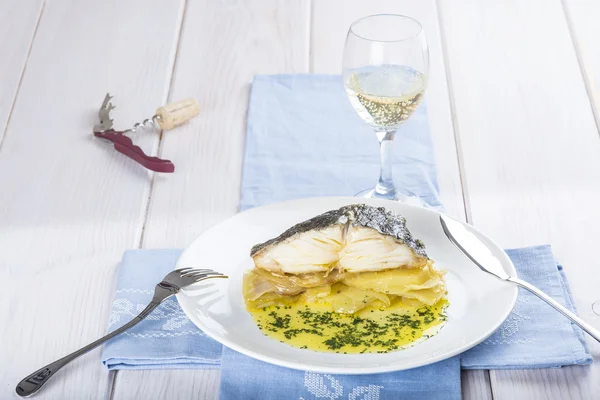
[{"x1": 244, "y1": 204, "x2": 447, "y2": 312}]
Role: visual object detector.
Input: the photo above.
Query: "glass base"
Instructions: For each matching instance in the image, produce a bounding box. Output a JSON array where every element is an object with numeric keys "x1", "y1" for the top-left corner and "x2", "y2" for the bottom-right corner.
[{"x1": 355, "y1": 187, "x2": 428, "y2": 207}]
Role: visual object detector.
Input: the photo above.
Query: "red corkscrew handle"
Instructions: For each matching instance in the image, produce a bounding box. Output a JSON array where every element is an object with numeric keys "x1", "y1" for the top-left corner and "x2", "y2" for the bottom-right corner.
[{"x1": 95, "y1": 131, "x2": 174, "y2": 173}]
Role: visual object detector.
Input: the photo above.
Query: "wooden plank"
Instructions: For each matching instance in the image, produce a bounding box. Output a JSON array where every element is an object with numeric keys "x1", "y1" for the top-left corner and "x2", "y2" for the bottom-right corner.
[
  {"x1": 437, "y1": 0, "x2": 600, "y2": 398},
  {"x1": 0, "y1": 0, "x2": 44, "y2": 145},
  {"x1": 0, "y1": 0, "x2": 185, "y2": 398},
  {"x1": 462, "y1": 370, "x2": 492, "y2": 400},
  {"x1": 490, "y1": 366, "x2": 599, "y2": 400},
  {"x1": 562, "y1": 0, "x2": 600, "y2": 130},
  {"x1": 111, "y1": 1, "x2": 309, "y2": 398},
  {"x1": 310, "y1": 0, "x2": 466, "y2": 221},
  {"x1": 113, "y1": 369, "x2": 219, "y2": 400},
  {"x1": 141, "y1": 0, "x2": 309, "y2": 249},
  {"x1": 311, "y1": 0, "x2": 482, "y2": 396}
]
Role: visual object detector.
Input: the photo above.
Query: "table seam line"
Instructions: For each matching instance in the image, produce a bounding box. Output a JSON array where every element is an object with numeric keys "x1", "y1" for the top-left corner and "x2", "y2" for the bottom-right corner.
[
  {"x1": 0, "y1": 0, "x2": 46, "y2": 154},
  {"x1": 107, "y1": 370, "x2": 118, "y2": 400},
  {"x1": 435, "y1": 0, "x2": 490, "y2": 398},
  {"x1": 434, "y1": 0, "x2": 471, "y2": 224},
  {"x1": 559, "y1": 0, "x2": 600, "y2": 138},
  {"x1": 307, "y1": 0, "x2": 313, "y2": 73},
  {"x1": 110, "y1": 1, "x2": 188, "y2": 398},
  {"x1": 136, "y1": 0, "x2": 189, "y2": 250}
]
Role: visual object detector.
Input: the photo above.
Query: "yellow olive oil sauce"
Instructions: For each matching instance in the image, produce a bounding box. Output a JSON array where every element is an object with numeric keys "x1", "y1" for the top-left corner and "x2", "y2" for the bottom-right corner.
[{"x1": 248, "y1": 298, "x2": 448, "y2": 353}]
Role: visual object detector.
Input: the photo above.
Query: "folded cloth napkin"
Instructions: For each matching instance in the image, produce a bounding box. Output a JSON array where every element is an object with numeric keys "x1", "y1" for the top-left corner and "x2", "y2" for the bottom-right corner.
[
  {"x1": 102, "y1": 249, "x2": 222, "y2": 370},
  {"x1": 462, "y1": 246, "x2": 591, "y2": 369},
  {"x1": 101, "y1": 248, "x2": 591, "y2": 366},
  {"x1": 101, "y1": 247, "x2": 590, "y2": 400},
  {"x1": 239, "y1": 74, "x2": 442, "y2": 211},
  {"x1": 220, "y1": 352, "x2": 460, "y2": 400},
  {"x1": 101, "y1": 74, "x2": 592, "y2": 399}
]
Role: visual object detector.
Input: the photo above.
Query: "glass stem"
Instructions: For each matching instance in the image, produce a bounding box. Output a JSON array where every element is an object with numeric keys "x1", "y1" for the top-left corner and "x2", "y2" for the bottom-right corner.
[{"x1": 374, "y1": 130, "x2": 397, "y2": 198}]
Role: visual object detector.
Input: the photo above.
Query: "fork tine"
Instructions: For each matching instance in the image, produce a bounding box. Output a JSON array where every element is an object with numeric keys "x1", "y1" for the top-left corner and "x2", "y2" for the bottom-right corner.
[
  {"x1": 180, "y1": 269, "x2": 213, "y2": 276},
  {"x1": 192, "y1": 274, "x2": 228, "y2": 283},
  {"x1": 180, "y1": 268, "x2": 214, "y2": 277},
  {"x1": 183, "y1": 271, "x2": 224, "y2": 280},
  {"x1": 175, "y1": 267, "x2": 194, "y2": 274}
]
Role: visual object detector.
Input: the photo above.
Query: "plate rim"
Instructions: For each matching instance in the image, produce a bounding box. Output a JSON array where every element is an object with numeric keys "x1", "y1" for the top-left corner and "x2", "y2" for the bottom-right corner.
[{"x1": 175, "y1": 196, "x2": 518, "y2": 374}]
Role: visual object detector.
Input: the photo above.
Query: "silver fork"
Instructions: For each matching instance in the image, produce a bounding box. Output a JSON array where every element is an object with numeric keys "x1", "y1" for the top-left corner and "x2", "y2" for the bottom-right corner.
[{"x1": 16, "y1": 268, "x2": 227, "y2": 397}]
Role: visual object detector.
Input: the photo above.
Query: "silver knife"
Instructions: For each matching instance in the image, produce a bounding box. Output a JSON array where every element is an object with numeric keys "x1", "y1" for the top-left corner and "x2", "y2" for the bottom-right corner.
[{"x1": 439, "y1": 214, "x2": 600, "y2": 343}]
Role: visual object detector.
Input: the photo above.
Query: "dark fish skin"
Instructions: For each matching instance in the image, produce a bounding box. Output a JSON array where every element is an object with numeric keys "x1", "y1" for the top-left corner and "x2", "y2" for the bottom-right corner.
[{"x1": 250, "y1": 204, "x2": 427, "y2": 258}]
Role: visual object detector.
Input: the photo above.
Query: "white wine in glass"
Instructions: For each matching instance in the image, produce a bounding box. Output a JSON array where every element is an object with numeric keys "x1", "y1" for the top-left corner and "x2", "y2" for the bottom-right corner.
[{"x1": 343, "y1": 14, "x2": 429, "y2": 203}]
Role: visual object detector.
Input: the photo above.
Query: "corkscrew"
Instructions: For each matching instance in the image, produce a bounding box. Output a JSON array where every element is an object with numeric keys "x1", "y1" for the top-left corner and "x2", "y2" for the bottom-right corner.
[{"x1": 93, "y1": 93, "x2": 200, "y2": 173}]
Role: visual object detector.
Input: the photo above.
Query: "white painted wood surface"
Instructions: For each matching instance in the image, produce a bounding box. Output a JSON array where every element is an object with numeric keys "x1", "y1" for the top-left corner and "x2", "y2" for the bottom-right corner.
[
  {"x1": 0, "y1": 0, "x2": 185, "y2": 399},
  {"x1": 438, "y1": 0, "x2": 600, "y2": 399},
  {"x1": 461, "y1": 370, "x2": 492, "y2": 400},
  {"x1": 111, "y1": 1, "x2": 309, "y2": 399},
  {"x1": 1, "y1": 0, "x2": 598, "y2": 399}
]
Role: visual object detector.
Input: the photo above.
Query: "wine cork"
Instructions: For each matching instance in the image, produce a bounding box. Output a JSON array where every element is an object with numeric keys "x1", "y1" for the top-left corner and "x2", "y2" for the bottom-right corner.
[{"x1": 155, "y1": 98, "x2": 200, "y2": 130}]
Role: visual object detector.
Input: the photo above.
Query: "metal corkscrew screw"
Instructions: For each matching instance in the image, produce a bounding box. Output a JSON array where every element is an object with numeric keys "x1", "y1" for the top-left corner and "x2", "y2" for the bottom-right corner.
[
  {"x1": 122, "y1": 115, "x2": 162, "y2": 134},
  {"x1": 92, "y1": 93, "x2": 200, "y2": 173}
]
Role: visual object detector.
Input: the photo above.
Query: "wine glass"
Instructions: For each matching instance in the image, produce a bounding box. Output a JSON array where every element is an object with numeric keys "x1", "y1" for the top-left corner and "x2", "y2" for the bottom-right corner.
[{"x1": 343, "y1": 14, "x2": 429, "y2": 203}]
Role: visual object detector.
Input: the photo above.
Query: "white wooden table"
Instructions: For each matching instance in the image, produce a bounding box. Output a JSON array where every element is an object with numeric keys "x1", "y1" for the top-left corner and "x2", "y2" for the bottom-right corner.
[{"x1": 1, "y1": 0, "x2": 599, "y2": 398}]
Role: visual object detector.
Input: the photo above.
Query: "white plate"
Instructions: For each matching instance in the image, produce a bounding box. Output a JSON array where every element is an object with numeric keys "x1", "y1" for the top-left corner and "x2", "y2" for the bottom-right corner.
[{"x1": 176, "y1": 197, "x2": 517, "y2": 374}]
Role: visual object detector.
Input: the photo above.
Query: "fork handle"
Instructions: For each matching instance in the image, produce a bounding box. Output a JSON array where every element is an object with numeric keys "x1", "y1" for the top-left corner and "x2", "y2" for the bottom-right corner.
[
  {"x1": 16, "y1": 286, "x2": 173, "y2": 397},
  {"x1": 507, "y1": 276, "x2": 600, "y2": 342}
]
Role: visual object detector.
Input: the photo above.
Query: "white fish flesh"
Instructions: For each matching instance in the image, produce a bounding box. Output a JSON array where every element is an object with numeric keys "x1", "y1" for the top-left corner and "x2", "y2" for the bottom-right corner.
[{"x1": 250, "y1": 204, "x2": 428, "y2": 274}]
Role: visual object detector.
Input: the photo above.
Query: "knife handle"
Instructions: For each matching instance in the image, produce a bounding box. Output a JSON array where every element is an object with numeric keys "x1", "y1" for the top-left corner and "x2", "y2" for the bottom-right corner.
[
  {"x1": 507, "y1": 276, "x2": 600, "y2": 343},
  {"x1": 95, "y1": 131, "x2": 175, "y2": 173}
]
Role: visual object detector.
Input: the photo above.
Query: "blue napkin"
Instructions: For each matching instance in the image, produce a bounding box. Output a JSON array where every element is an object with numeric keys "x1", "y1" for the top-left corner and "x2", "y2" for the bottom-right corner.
[
  {"x1": 102, "y1": 249, "x2": 222, "y2": 370},
  {"x1": 101, "y1": 74, "x2": 592, "y2": 399},
  {"x1": 240, "y1": 74, "x2": 442, "y2": 211},
  {"x1": 462, "y1": 246, "x2": 591, "y2": 369},
  {"x1": 100, "y1": 247, "x2": 591, "y2": 398},
  {"x1": 220, "y1": 353, "x2": 460, "y2": 400}
]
